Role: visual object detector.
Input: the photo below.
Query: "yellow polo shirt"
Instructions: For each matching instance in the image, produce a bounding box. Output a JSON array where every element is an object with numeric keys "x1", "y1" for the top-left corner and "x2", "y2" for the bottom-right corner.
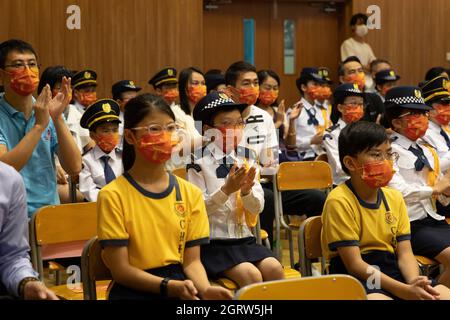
[
  {"x1": 98, "y1": 172, "x2": 209, "y2": 270},
  {"x1": 321, "y1": 181, "x2": 411, "y2": 260}
]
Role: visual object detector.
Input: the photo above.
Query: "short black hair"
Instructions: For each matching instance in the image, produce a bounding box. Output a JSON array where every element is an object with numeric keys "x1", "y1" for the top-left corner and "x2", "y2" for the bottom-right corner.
[
  {"x1": 225, "y1": 61, "x2": 257, "y2": 87},
  {"x1": 383, "y1": 105, "x2": 407, "y2": 129},
  {"x1": 350, "y1": 13, "x2": 368, "y2": 27},
  {"x1": 38, "y1": 66, "x2": 73, "y2": 94},
  {"x1": 338, "y1": 56, "x2": 362, "y2": 76},
  {"x1": 339, "y1": 121, "x2": 389, "y2": 174},
  {"x1": 370, "y1": 59, "x2": 391, "y2": 73},
  {"x1": 0, "y1": 39, "x2": 37, "y2": 69},
  {"x1": 425, "y1": 67, "x2": 448, "y2": 81}
]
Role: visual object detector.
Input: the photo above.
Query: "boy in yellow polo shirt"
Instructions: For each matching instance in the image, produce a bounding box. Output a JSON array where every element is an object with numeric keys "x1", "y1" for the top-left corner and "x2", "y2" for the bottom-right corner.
[{"x1": 321, "y1": 121, "x2": 450, "y2": 300}]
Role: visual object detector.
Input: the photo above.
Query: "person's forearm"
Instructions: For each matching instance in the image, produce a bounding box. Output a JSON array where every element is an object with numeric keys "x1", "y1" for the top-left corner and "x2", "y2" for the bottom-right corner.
[
  {"x1": 397, "y1": 252, "x2": 420, "y2": 284},
  {"x1": 0, "y1": 126, "x2": 46, "y2": 171},
  {"x1": 54, "y1": 116, "x2": 81, "y2": 176},
  {"x1": 183, "y1": 260, "x2": 210, "y2": 297},
  {"x1": 285, "y1": 119, "x2": 297, "y2": 146}
]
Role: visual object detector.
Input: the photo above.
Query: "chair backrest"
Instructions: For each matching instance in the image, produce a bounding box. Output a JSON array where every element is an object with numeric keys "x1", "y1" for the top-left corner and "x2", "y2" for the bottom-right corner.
[
  {"x1": 299, "y1": 216, "x2": 323, "y2": 276},
  {"x1": 276, "y1": 161, "x2": 333, "y2": 191},
  {"x1": 81, "y1": 237, "x2": 112, "y2": 300},
  {"x1": 30, "y1": 202, "x2": 97, "y2": 278},
  {"x1": 172, "y1": 167, "x2": 186, "y2": 180},
  {"x1": 234, "y1": 275, "x2": 366, "y2": 300}
]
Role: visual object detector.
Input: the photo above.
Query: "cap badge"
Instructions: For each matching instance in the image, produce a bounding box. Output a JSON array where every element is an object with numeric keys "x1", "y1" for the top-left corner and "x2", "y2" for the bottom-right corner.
[
  {"x1": 414, "y1": 89, "x2": 422, "y2": 98},
  {"x1": 168, "y1": 69, "x2": 174, "y2": 76},
  {"x1": 353, "y1": 83, "x2": 359, "y2": 90},
  {"x1": 84, "y1": 72, "x2": 91, "y2": 79},
  {"x1": 219, "y1": 92, "x2": 229, "y2": 100},
  {"x1": 129, "y1": 81, "x2": 135, "y2": 87},
  {"x1": 443, "y1": 79, "x2": 448, "y2": 89},
  {"x1": 102, "y1": 103, "x2": 111, "y2": 113},
  {"x1": 389, "y1": 71, "x2": 395, "y2": 77}
]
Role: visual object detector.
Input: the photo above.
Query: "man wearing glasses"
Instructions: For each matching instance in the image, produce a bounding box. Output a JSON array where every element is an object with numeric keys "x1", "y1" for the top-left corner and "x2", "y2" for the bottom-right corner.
[{"x1": 0, "y1": 39, "x2": 81, "y2": 218}]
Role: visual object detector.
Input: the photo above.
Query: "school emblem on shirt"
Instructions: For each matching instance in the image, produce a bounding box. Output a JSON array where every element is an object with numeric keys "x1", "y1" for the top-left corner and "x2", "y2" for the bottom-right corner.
[
  {"x1": 414, "y1": 89, "x2": 422, "y2": 98},
  {"x1": 174, "y1": 202, "x2": 186, "y2": 217},
  {"x1": 84, "y1": 71, "x2": 91, "y2": 79},
  {"x1": 102, "y1": 103, "x2": 111, "y2": 113},
  {"x1": 385, "y1": 211, "x2": 397, "y2": 225}
]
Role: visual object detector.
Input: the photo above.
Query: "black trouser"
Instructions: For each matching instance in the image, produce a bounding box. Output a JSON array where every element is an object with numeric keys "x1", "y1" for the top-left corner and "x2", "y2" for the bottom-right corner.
[
  {"x1": 260, "y1": 182, "x2": 326, "y2": 246},
  {"x1": 436, "y1": 201, "x2": 450, "y2": 217}
]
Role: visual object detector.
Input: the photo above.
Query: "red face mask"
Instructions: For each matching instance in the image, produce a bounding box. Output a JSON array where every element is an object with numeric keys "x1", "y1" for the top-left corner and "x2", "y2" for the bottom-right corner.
[
  {"x1": 162, "y1": 88, "x2": 179, "y2": 105},
  {"x1": 345, "y1": 72, "x2": 366, "y2": 91},
  {"x1": 96, "y1": 133, "x2": 120, "y2": 153},
  {"x1": 187, "y1": 85, "x2": 207, "y2": 104},
  {"x1": 342, "y1": 104, "x2": 364, "y2": 124},
  {"x1": 359, "y1": 160, "x2": 395, "y2": 189},
  {"x1": 137, "y1": 131, "x2": 179, "y2": 164},
  {"x1": 216, "y1": 127, "x2": 244, "y2": 153},
  {"x1": 433, "y1": 104, "x2": 450, "y2": 126},
  {"x1": 259, "y1": 90, "x2": 278, "y2": 106},
  {"x1": 238, "y1": 86, "x2": 259, "y2": 106},
  {"x1": 402, "y1": 114, "x2": 429, "y2": 141},
  {"x1": 7, "y1": 67, "x2": 39, "y2": 96},
  {"x1": 78, "y1": 92, "x2": 97, "y2": 108},
  {"x1": 305, "y1": 86, "x2": 321, "y2": 100}
]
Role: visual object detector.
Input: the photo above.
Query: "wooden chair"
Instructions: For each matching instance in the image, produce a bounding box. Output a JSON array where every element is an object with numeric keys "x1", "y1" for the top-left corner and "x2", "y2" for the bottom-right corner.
[
  {"x1": 29, "y1": 202, "x2": 97, "y2": 299},
  {"x1": 415, "y1": 255, "x2": 441, "y2": 277},
  {"x1": 273, "y1": 161, "x2": 333, "y2": 268},
  {"x1": 298, "y1": 216, "x2": 327, "y2": 277},
  {"x1": 81, "y1": 237, "x2": 113, "y2": 300},
  {"x1": 172, "y1": 167, "x2": 187, "y2": 180},
  {"x1": 234, "y1": 275, "x2": 366, "y2": 300}
]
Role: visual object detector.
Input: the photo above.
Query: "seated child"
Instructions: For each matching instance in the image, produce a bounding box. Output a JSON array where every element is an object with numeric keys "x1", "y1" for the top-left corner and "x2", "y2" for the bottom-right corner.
[
  {"x1": 188, "y1": 92, "x2": 284, "y2": 287},
  {"x1": 79, "y1": 99, "x2": 123, "y2": 201},
  {"x1": 321, "y1": 120, "x2": 450, "y2": 300}
]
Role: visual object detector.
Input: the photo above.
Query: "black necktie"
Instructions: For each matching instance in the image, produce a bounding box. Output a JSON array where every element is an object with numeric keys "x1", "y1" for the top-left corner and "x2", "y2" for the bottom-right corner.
[
  {"x1": 440, "y1": 129, "x2": 450, "y2": 150},
  {"x1": 216, "y1": 156, "x2": 234, "y2": 178},
  {"x1": 408, "y1": 145, "x2": 432, "y2": 172},
  {"x1": 305, "y1": 107, "x2": 319, "y2": 126},
  {"x1": 101, "y1": 155, "x2": 116, "y2": 184}
]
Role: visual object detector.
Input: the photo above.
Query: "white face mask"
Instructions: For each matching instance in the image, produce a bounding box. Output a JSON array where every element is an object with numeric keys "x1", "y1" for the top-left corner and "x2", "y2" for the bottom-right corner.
[{"x1": 355, "y1": 24, "x2": 369, "y2": 37}]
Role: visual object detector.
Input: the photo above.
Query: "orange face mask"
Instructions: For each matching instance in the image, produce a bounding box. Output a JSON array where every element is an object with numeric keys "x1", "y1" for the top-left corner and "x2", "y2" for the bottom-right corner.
[
  {"x1": 433, "y1": 104, "x2": 450, "y2": 126},
  {"x1": 403, "y1": 114, "x2": 429, "y2": 141},
  {"x1": 96, "y1": 133, "x2": 120, "y2": 153},
  {"x1": 318, "y1": 86, "x2": 332, "y2": 100},
  {"x1": 216, "y1": 127, "x2": 244, "y2": 153},
  {"x1": 162, "y1": 88, "x2": 179, "y2": 105},
  {"x1": 7, "y1": 67, "x2": 39, "y2": 96},
  {"x1": 137, "y1": 131, "x2": 179, "y2": 164},
  {"x1": 238, "y1": 86, "x2": 259, "y2": 106},
  {"x1": 342, "y1": 104, "x2": 364, "y2": 124},
  {"x1": 346, "y1": 72, "x2": 366, "y2": 91},
  {"x1": 305, "y1": 86, "x2": 321, "y2": 100},
  {"x1": 187, "y1": 85, "x2": 207, "y2": 104},
  {"x1": 359, "y1": 160, "x2": 395, "y2": 189},
  {"x1": 259, "y1": 90, "x2": 278, "y2": 106},
  {"x1": 78, "y1": 92, "x2": 97, "y2": 108}
]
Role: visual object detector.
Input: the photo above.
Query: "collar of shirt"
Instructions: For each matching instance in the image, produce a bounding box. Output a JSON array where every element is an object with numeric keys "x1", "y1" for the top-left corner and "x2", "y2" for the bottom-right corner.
[
  {"x1": 93, "y1": 145, "x2": 118, "y2": 161},
  {"x1": 301, "y1": 97, "x2": 314, "y2": 111},
  {"x1": 428, "y1": 120, "x2": 442, "y2": 133},
  {"x1": 391, "y1": 132, "x2": 417, "y2": 150},
  {"x1": 337, "y1": 118, "x2": 347, "y2": 129},
  {"x1": 0, "y1": 94, "x2": 36, "y2": 119},
  {"x1": 73, "y1": 101, "x2": 85, "y2": 114},
  {"x1": 204, "y1": 143, "x2": 238, "y2": 163},
  {"x1": 243, "y1": 105, "x2": 257, "y2": 121}
]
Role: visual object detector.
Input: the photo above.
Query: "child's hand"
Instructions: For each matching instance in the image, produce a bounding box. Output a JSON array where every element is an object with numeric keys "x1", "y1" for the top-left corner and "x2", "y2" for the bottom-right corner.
[
  {"x1": 200, "y1": 286, "x2": 233, "y2": 300},
  {"x1": 240, "y1": 166, "x2": 257, "y2": 196},
  {"x1": 168, "y1": 280, "x2": 199, "y2": 300},
  {"x1": 403, "y1": 276, "x2": 440, "y2": 300},
  {"x1": 221, "y1": 163, "x2": 247, "y2": 195}
]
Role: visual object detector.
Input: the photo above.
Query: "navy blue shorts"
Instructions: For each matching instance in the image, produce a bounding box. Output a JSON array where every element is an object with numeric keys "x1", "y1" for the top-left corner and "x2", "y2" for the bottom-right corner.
[{"x1": 410, "y1": 217, "x2": 450, "y2": 259}]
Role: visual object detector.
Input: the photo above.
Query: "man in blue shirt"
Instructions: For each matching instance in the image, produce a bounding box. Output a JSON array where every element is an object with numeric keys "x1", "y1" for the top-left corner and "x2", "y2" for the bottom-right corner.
[
  {"x1": 0, "y1": 39, "x2": 81, "y2": 217},
  {"x1": 0, "y1": 161, "x2": 57, "y2": 299}
]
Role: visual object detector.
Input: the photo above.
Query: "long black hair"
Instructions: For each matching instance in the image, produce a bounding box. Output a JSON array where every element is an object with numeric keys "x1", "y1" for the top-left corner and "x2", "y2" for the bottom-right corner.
[
  {"x1": 38, "y1": 65, "x2": 73, "y2": 94},
  {"x1": 178, "y1": 67, "x2": 204, "y2": 116},
  {"x1": 257, "y1": 69, "x2": 281, "y2": 107},
  {"x1": 123, "y1": 93, "x2": 176, "y2": 171}
]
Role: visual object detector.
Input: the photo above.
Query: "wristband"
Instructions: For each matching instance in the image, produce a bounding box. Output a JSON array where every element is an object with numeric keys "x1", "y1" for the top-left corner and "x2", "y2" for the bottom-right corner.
[{"x1": 160, "y1": 277, "x2": 171, "y2": 297}]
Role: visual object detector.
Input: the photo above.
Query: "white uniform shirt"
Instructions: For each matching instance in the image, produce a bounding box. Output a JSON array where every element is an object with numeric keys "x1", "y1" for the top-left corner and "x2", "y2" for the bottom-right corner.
[
  {"x1": 79, "y1": 145, "x2": 123, "y2": 202},
  {"x1": 422, "y1": 121, "x2": 450, "y2": 173},
  {"x1": 323, "y1": 118, "x2": 350, "y2": 185},
  {"x1": 63, "y1": 104, "x2": 90, "y2": 152},
  {"x1": 239, "y1": 105, "x2": 278, "y2": 175},
  {"x1": 118, "y1": 112, "x2": 124, "y2": 151},
  {"x1": 290, "y1": 98, "x2": 330, "y2": 160},
  {"x1": 389, "y1": 132, "x2": 448, "y2": 222},
  {"x1": 73, "y1": 101, "x2": 86, "y2": 116},
  {"x1": 187, "y1": 143, "x2": 264, "y2": 240}
]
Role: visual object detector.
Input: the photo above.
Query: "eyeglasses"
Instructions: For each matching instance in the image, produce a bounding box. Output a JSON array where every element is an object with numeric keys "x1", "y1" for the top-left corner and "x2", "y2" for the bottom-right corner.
[
  {"x1": 131, "y1": 123, "x2": 180, "y2": 135},
  {"x1": 3, "y1": 61, "x2": 40, "y2": 72},
  {"x1": 367, "y1": 151, "x2": 399, "y2": 163},
  {"x1": 214, "y1": 121, "x2": 245, "y2": 129},
  {"x1": 343, "y1": 102, "x2": 364, "y2": 108}
]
